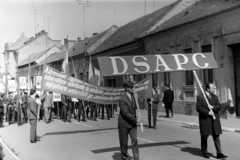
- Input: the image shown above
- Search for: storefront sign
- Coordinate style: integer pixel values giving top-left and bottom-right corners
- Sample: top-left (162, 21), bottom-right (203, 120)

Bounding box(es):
top-left (97, 53), bottom-right (218, 76)
top-left (41, 65), bottom-right (151, 104)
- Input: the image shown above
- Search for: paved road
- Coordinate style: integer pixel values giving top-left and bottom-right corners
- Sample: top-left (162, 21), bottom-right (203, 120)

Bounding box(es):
top-left (0, 115), bottom-right (239, 160)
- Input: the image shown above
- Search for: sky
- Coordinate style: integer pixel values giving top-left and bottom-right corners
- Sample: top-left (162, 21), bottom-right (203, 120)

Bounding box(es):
top-left (0, 0), bottom-right (176, 73)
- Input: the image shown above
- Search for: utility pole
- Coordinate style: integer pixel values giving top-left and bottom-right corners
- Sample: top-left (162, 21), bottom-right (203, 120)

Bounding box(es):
top-left (76, 0), bottom-right (90, 39)
top-left (145, 0), bottom-right (146, 15)
top-left (31, 0), bottom-right (41, 34)
top-left (46, 16), bottom-right (50, 36)
top-left (43, 0), bottom-right (45, 30)
top-left (153, 0), bottom-right (155, 12)
top-left (114, 8), bottom-right (117, 25)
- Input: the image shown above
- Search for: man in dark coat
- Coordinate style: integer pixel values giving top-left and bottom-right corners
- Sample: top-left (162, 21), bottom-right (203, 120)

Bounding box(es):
top-left (28, 90), bottom-right (38, 143)
top-left (162, 84), bottom-right (174, 117)
top-left (118, 81), bottom-right (141, 160)
top-left (148, 86), bottom-right (160, 129)
top-left (196, 83), bottom-right (227, 159)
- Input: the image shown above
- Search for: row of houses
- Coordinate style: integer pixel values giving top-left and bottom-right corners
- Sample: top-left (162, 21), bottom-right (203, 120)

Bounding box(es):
top-left (3, 0), bottom-right (240, 118)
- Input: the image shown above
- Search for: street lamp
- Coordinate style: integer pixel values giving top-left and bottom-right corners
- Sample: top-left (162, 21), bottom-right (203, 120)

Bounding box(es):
top-left (76, 0), bottom-right (90, 39)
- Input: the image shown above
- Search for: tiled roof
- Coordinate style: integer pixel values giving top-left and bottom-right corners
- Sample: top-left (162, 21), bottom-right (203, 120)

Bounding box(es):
top-left (92, 1), bottom-right (179, 54)
top-left (38, 29), bottom-right (109, 65)
top-left (9, 35), bottom-right (29, 50)
top-left (69, 31), bottom-right (107, 57)
top-left (149, 0), bottom-right (240, 34)
top-left (19, 45), bottom-right (59, 66)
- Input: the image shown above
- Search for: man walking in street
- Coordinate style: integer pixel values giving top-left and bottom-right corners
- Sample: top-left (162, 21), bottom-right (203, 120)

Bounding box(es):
top-left (162, 84), bottom-right (174, 118)
top-left (28, 89), bottom-right (38, 143)
top-left (196, 83), bottom-right (227, 159)
top-left (118, 81), bottom-right (141, 160)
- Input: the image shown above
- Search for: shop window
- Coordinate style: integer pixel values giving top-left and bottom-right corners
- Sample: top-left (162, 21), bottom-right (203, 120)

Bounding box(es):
top-left (202, 45), bottom-right (213, 84)
top-left (184, 48), bottom-right (194, 85)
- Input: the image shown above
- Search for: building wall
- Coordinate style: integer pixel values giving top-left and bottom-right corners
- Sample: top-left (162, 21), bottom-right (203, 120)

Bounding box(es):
top-left (143, 8), bottom-right (240, 117)
top-left (18, 34), bottom-right (61, 65)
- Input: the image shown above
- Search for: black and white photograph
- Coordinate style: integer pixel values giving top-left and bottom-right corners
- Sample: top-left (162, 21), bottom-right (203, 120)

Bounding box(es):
top-left (0, 0), bottom-right (240, 160)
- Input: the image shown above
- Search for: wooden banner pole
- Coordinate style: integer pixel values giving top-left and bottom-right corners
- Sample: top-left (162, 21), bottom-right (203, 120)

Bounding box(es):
top-left (193, 70), bottom-right (215, 119)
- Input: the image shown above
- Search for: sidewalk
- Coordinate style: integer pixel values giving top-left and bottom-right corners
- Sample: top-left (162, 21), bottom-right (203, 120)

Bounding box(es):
top-left (135, 110), bottom-right (240, 133)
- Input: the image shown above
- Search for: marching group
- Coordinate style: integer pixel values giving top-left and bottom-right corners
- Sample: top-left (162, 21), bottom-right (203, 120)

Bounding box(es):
top-left (0, 82), bottom-right (228, 159)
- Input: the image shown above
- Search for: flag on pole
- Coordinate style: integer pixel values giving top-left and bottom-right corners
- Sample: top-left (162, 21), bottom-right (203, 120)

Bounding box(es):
top-left (27, 54), bottom-right (31, 95)
top-left (88, 56), bottom-right (96, 85)
top-left (62, 49), bottom-right (69, 75)
top-left (93, 67), bottom-right (102, 86)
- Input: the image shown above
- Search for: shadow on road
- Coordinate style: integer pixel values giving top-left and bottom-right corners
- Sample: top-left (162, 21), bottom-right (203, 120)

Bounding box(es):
top-left (180, 147), bottom-right (214, 158)
top-left (91, 141), bottom-right (189, 154)
top-left (42, 127), bottom-right (118, 136)
top-left (112, 152), bottom-right (122, 160)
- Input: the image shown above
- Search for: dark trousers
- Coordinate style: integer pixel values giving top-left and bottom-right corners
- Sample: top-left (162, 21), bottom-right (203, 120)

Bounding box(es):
top-left (67, 104), bottom-right (71, 122)
top-left (30, 119), bottom-right (37, 141)
top-left (0, 111), bottom-right (3, 126)
top-left (8, 106), bottom-right (15, 124)
top-left (78, 104), bottom-right (86, 121)
top-left (148, 109), bottom-right (152, 127)
top-left (62, 105), bottom-right (67, 121)
top-left (17, 106), bottom-right (22, 125)
top-left (201, 134), bottom-right (222, 154)
top-left (148, 109), bottom-right (158, 128)
top-left (164, 102), bottom-right (173, 117)
top-left (105, 105), bottom-right (110, 120)
top-left (118, 127), bottom-right (139, 160)
top-left (23, 107), bottom-right (28, 122)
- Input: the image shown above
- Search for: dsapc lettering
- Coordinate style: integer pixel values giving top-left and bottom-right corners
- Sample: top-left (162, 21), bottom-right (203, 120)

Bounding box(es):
top-left (109, 53), bottom-right (209, 75)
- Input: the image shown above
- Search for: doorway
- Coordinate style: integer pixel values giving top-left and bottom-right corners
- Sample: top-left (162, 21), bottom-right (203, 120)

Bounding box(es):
top-left (231, 44), bottom-right (240, 117)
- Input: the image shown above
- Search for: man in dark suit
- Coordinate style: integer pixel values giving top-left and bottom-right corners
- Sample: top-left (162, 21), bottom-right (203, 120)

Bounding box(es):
top-left (148, 86), bottom-right (160, 129)
top-left (118, 81), bottom-right (141, 160)
top-left (196, 83), bottom-right (227, 159)
top-left (28, 89), bottom-right (38, 143)
top-left (162, 84), bottom-right (174, 118)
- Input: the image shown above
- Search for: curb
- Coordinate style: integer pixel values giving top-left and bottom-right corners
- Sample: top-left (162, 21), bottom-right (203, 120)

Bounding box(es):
top-left (141, 116), bottom-right (240, 134)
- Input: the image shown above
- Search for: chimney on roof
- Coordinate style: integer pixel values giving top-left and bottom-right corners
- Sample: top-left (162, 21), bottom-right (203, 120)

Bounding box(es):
top-left (92, 33), bottom-right (98, 36)
top-left (77, 37), bottom-right (81, 41)
top-left (64, 38), bottom-right (68, 46)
